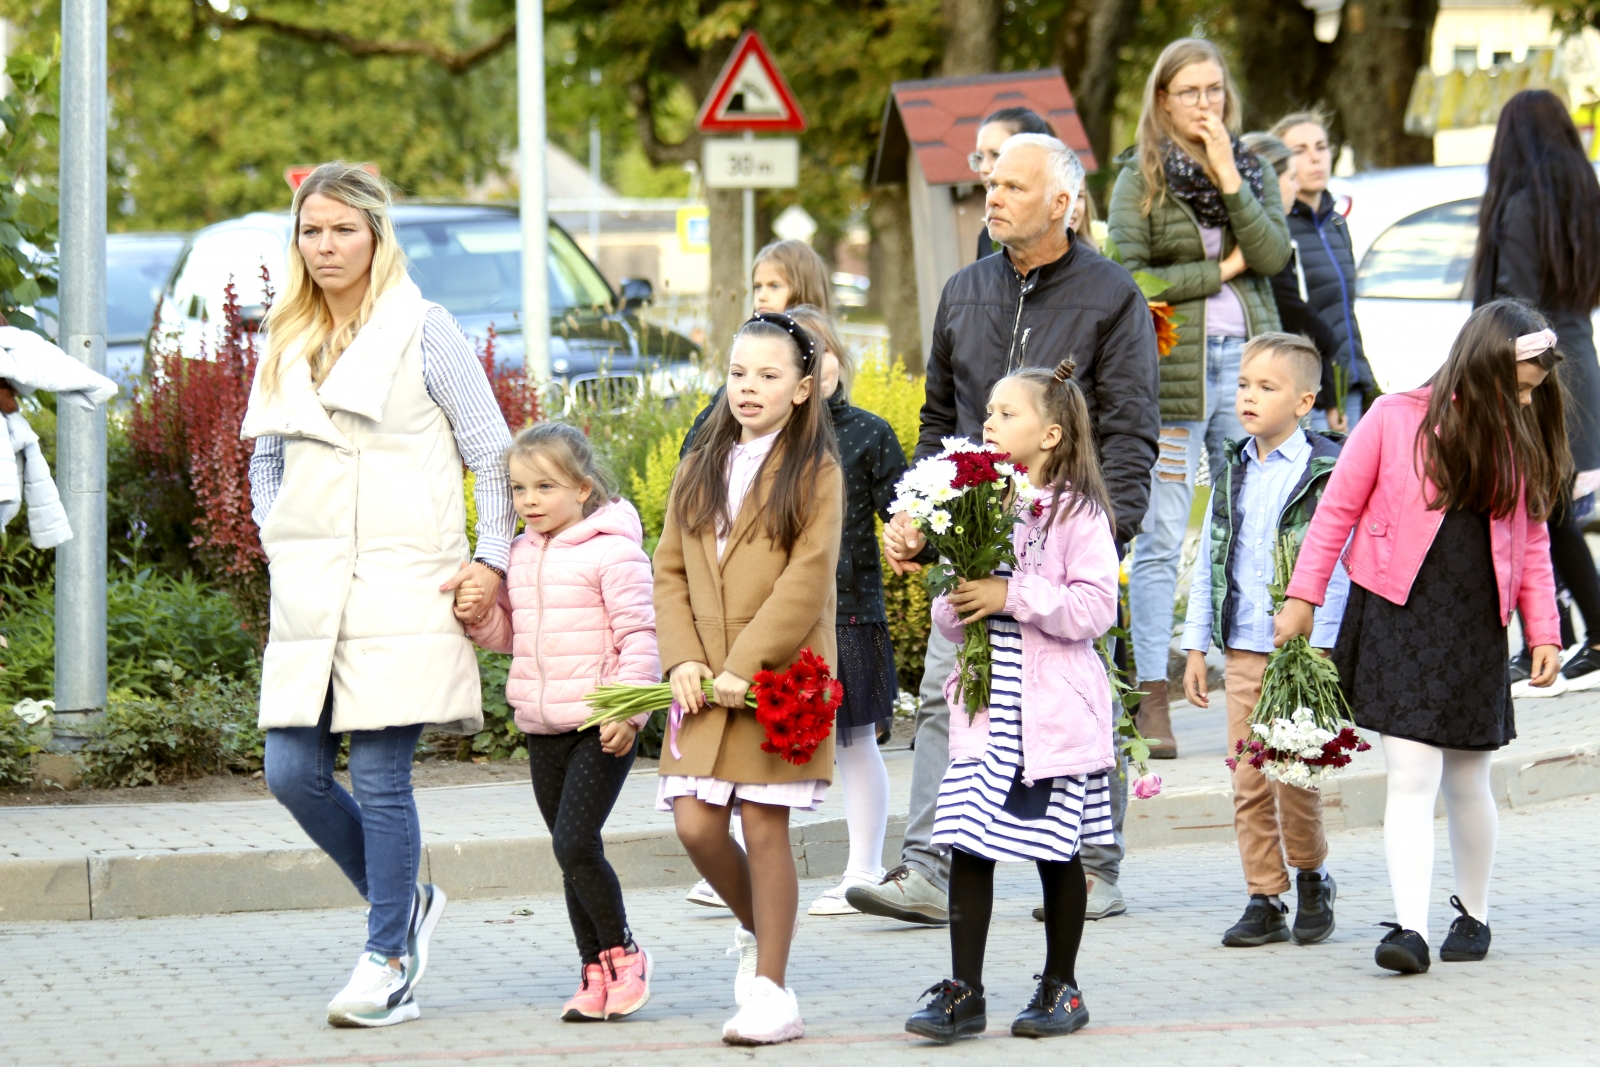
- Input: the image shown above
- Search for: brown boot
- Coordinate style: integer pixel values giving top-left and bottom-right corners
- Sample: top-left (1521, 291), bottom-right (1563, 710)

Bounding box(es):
top-left (1136, 679), bottom-right (1179, 759)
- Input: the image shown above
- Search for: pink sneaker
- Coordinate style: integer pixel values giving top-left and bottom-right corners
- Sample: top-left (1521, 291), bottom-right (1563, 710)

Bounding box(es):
top-left (561, 963), bottom-right (607, 1022)
top-left (600, 943), bottom-right (654, 1019)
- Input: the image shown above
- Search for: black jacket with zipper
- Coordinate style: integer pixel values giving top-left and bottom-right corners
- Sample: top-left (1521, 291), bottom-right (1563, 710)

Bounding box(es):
top-left (1285, 191), bottom-right (1373, 392)
top-left (916, 233), bottom-right (1161, 544)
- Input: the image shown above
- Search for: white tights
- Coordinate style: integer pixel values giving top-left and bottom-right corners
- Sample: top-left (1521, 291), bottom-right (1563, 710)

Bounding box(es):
top-left (835, 724), bottom-right (890, 878)
top-left (1381, 734), bottom-right (1497, 943)
top-left (726, 726), bottom-right (889, 881)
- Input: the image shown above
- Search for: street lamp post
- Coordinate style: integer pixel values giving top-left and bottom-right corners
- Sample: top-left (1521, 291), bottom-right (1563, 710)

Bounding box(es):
top-left (517, 0), bottom-right (550, 387)
top-left (53, 0), bottom-right (108, 745)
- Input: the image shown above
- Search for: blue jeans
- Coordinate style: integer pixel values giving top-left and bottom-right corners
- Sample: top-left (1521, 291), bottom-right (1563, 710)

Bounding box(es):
top-left (1129, 336), bottom-right (1247, 685)
top-left (1311, 389), bottom-right (1363, 434)
top-left (265, 692), bottom-right (425, 957)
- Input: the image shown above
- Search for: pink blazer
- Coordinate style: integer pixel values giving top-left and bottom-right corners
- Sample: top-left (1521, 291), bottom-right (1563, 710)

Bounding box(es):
top-left (936, 490), bottom-right (1119, 782)
top-left (1285, 388), bottom-right (1560, 647)
top-left (468, 500), bottom-right (660, 734)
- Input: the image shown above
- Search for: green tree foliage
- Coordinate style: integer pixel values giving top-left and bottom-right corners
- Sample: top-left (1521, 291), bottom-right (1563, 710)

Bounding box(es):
top-left (0, 45), bottom-right (60, 331)
top-left (0, 0), bottom-right (520, 230)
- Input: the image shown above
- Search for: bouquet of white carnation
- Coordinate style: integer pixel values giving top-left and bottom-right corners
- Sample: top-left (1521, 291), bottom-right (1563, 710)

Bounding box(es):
top-left (891, 438), bottom-right (1037, 719)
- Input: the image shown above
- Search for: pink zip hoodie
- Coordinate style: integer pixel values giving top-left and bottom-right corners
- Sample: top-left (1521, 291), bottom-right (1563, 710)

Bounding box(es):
top-left (468, 499), bottom-right (660, 734)
top-left (1286, 388), bottom-right (1559, 647)
top-left (935, 489), bottom-right (1120, 782)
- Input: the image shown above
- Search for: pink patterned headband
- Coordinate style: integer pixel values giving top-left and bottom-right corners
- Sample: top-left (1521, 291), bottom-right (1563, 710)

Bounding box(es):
top-left (1516, 328), bottom-right (1557, 361)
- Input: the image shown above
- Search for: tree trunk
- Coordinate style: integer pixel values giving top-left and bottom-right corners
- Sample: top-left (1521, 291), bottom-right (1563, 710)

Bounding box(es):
top-left (707, 187), bottom-right (746, 365)
top-left (1231, 0), bottom-right (1332, 131)
top-left (1074, 0), bottom-right (1142, 170)
top-left (1327, 0), bottom-right (1438, 168)
top-left (940, 0), bottom-right (1001, 76)
top-left (871, 185), bottom-right (923, 373)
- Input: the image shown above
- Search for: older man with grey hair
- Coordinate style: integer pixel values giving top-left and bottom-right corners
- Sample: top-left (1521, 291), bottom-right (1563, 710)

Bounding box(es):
top-left (848, 134), bottom-right (1160, 927)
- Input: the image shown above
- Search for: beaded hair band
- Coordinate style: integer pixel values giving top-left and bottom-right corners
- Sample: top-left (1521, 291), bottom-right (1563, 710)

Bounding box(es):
top-left (745, 311), bottom-right (818, 371)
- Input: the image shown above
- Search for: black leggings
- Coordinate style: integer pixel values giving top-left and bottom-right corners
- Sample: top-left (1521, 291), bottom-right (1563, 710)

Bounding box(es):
top-left (525, 729), bottom-right (635, 964)
top-left (948, 847), bottom-right (1088, 994)
top-left (1522, 493), bottom-right (1600, 652)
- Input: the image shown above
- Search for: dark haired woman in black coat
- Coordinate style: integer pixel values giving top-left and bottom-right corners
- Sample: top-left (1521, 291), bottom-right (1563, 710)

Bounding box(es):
top-left (1473, 88), bottom-right (1600, 688)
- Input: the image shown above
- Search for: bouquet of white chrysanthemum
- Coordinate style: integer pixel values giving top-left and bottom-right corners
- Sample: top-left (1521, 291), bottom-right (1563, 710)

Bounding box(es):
top-left (1227, 532), bottom-right (1370, 787)
top-left (891, 437), bottom-right (1037, 720)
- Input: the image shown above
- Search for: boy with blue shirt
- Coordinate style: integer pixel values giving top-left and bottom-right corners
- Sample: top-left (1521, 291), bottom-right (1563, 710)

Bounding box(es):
top-left (1181, 332), bottom-right (1349, 948)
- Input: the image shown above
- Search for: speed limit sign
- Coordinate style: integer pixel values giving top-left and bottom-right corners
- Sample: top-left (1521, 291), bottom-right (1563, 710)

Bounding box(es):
top-left (702, 138), bottom-right (800, 189)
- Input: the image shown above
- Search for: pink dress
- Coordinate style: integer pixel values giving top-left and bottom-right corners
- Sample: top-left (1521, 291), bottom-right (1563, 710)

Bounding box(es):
top-left (656, 429), bottom-right (829, 812)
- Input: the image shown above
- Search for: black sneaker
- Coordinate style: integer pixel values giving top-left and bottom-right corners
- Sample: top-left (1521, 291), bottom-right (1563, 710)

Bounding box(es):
top-left (905, 979), bottom-right (986, 1043)
top-left (1011, 975), bottom-right (1089, 1038)
top-left (1374, 923), bottom-right (1430, 973)
top-left (1508, 652), bottom-right (1532, 685)
top-left (1221, 896), bottom-right (1291, 947)
top-left (1439, 895), bottom-right (1491, 962)
top-left (1292, 870), bottom-right (1337, 945)
top-left (1562, 646), bottom-right (1600, 690)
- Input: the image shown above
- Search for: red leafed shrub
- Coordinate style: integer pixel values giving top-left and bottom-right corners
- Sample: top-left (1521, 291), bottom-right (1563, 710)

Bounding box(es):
top-left (130, 273), bottom-right (270, 643)
top-left (478, 324), bottom-right (540, 432)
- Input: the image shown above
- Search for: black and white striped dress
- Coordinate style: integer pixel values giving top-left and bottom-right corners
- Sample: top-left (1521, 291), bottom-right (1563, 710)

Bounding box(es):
top-left (932, 566), bottom-right (1116, 863)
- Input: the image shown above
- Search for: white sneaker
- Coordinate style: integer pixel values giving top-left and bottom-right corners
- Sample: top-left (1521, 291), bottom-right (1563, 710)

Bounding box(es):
top-left (686, 878), bottom-right (729, 908)
top-left (407, 883), bottom-right (447, 989)
top-left (729, 925), bottom-right (759, 1005)
top-left (1513, 673), bottom-right (1568, 699)
top-left (327, 953), bottom-right (419, 1028)
top-left (807, 868), bottom-right (884, 916)
top-left (722, 976), bottom-right (804, 1045)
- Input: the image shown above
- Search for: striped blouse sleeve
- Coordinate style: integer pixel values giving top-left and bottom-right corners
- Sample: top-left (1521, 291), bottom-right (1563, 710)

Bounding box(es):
top-left (248, 434), bottom-right (284, 529)
top-left (420, 305), bottom-right (516, 570)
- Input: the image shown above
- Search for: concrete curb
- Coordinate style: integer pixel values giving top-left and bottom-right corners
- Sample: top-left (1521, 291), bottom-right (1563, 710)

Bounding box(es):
top-left (3, 742), bottom-right (1594, 922)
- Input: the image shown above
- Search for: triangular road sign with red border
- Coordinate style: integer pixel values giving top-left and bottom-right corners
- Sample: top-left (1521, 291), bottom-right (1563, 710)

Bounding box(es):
top-left (695, 30), bottom-right (808, 134)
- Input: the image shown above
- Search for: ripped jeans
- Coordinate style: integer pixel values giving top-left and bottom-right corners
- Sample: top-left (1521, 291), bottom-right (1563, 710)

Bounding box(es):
top-left (1129, 336), bottom-right (1247, 685)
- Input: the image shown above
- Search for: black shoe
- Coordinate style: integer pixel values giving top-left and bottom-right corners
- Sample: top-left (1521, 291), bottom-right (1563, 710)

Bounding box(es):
top-left (1011, 975), bottom-right (1089, 1038)
top-left (1221, 896), bottom-right (1291, 947)
top-left (905, 979), bottom-right (986, 1044)
top-left (1508, 652), bottom-right (1532, 685)
top-left (1292, 870), bottom-right (1337, 945)
top-left (1439, 895), bottom-right (1491, 962)
top-left (1562, 646), bottom-right (1600, 688)
top-left (1031, 907), bottom-right (1045, 922)
top-left (1374, 923), bottom-right (1431, 973)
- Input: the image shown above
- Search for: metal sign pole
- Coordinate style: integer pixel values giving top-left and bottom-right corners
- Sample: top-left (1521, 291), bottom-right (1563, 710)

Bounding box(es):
top-left (53, 0), bottom-right (109, 743)
top-left (742, 131), bottom-right (755, 309)
top-left (517, 0), bottom-right (550, 386)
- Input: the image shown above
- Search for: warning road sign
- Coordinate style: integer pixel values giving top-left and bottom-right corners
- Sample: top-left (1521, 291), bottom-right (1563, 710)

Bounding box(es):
top-left (694, 30), bottom-right (808, 134)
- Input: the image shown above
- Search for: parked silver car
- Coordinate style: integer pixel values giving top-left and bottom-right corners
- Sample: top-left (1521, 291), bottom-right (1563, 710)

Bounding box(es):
top-left (1331, 164), bottom-right (1600, 394)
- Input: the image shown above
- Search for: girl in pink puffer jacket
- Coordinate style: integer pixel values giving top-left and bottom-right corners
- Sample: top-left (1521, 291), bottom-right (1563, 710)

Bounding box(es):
top-left (455, 422), bottom-right (659, 1024)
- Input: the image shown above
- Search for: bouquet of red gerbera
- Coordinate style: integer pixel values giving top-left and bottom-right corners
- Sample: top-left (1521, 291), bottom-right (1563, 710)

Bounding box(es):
top-left (890, 438), bottom-right (1035, 719)
top-left (582, 647), bottom-right (843, 766)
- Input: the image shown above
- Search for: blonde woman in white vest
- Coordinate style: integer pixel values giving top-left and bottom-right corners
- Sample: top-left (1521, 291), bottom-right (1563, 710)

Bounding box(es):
top-left (242, 162), bottom-right (515, 1028)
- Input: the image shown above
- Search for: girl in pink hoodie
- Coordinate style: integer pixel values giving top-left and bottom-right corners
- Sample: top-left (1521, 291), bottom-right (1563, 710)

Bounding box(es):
top-left (903, 360), bottom-right (1120, 1044)
top-left (455, 423), bottom-right (659, 1023)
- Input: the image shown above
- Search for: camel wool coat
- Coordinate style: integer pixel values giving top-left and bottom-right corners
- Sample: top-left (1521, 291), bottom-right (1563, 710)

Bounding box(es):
top-left (240, 279), bottom-right (483, 735)
top-left (653, 455), bottom-right (843, 785)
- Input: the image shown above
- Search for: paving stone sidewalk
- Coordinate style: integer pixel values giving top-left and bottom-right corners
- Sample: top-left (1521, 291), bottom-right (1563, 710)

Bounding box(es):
top-left (2, 792), bottom-right (1595, 1067)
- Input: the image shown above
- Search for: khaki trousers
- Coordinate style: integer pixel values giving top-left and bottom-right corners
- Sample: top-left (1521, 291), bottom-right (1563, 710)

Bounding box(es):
top-left (1225, 648), bottom-right (1329, 896)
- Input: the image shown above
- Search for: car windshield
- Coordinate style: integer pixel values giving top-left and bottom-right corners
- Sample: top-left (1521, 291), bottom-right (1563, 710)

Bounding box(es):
top-left (106, 236), bottom-right (187, 341)
top-left (1357, 198), bottom-right (1479, 301)
top-left (396, 218), bottom-right (614, 318)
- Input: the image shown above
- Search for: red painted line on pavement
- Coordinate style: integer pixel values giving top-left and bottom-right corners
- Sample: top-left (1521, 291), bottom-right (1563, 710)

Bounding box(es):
top-left (151, 1015), bottom-right (1439, 1067)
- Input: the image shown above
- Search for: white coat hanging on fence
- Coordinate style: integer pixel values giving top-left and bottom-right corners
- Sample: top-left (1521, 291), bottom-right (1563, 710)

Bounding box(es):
top-left (0, 325), bottom-right (120, 549)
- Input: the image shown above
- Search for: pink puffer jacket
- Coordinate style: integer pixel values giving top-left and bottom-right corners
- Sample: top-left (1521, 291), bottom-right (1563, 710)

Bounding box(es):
top-left (468, 500), bottom-right (660, 734)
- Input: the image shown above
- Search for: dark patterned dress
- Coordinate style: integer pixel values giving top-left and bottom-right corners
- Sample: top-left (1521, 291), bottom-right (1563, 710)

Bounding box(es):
top-left (1331, 509), bottom-right (1514, 750)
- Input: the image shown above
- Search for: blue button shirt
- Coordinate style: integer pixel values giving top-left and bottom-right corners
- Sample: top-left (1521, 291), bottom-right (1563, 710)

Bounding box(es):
top-left (1182, 430), bottom-right (1349, 654)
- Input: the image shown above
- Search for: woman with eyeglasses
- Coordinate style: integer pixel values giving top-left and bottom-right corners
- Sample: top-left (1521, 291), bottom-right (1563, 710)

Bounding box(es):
top-left (1107, 37), bottom-right (1290, 762)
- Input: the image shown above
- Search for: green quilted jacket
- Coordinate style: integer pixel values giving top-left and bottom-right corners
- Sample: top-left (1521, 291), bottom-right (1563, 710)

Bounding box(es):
top-left (1206, 430), bottom-right (1343, 649)
top-left (1107, 148), bottom-right (1292, 423)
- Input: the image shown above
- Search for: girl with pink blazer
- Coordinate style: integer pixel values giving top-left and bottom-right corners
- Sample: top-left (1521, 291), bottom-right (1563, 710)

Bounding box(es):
top-left (1276, 300), bottom-right (1568, 977)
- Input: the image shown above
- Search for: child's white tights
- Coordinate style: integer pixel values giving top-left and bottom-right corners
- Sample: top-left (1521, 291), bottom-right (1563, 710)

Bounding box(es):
top-left (1381, 734), bottom-right (1497, 943)
top-left (835, 724), bottom-right (890, 878)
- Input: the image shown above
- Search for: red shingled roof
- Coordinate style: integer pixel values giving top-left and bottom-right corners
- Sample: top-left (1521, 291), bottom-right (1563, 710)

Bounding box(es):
top-left (873, 69), bottom-right (1097, 186)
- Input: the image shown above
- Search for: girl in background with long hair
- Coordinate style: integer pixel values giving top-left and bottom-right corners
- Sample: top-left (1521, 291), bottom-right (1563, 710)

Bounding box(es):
top-left (1278, 299), bottom-right (1567, 975)
top-left (1108, 37), bottom-right (1291, 760)
top-left (1471, 88), bottom-right (1600, 692)
top-left (904, 360), bottom-right (1119, 1043)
